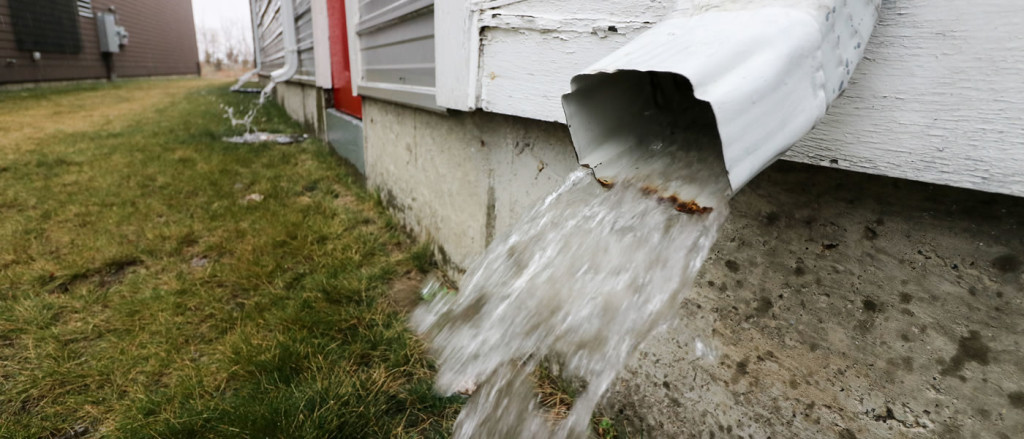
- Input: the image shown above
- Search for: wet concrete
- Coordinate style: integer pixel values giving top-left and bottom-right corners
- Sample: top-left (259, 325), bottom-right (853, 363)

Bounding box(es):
top-left (361, 98), bottom-right (1024, 438)
top-left (606, 161), bottom-right (1024, 438)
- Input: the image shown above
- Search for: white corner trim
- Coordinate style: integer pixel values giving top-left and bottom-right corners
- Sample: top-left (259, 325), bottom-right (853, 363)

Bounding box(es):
top-left (311, 0), bottom-right (332, 88)
top-left (344, 0), bottom-right (362, 96)
top-left (435, 0), bottom-right (480, 110)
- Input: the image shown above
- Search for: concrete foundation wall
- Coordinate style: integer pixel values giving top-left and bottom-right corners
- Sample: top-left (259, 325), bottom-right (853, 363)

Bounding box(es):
top-left (273, 81), bottom-right (325, 139)
top-left (363, 98), bottom-right (579, 275)
top-left (363, 98), bottom-right (1024, 438)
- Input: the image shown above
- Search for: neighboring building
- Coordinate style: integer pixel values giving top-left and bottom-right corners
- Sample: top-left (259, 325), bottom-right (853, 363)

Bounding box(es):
top-left (0, 0), bottom-right (199, 85)
top-left (255, 1), bottom-right (1024, 437)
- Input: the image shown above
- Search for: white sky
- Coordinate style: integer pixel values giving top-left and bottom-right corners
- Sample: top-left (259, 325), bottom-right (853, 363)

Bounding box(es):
top-left (191, 0), bottom-right (254, 59)
top-left (192, 0), bottom-right (252, 30)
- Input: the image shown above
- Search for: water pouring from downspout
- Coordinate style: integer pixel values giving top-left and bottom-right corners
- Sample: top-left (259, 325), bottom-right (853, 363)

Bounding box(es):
top-left (222, 0), bottom-right (303, 144)
top-left (417, 1), bottom-right (879, 437)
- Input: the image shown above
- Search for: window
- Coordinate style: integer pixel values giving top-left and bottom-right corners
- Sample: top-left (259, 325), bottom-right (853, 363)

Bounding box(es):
top-left (8, 0), bottom-right (83, 54)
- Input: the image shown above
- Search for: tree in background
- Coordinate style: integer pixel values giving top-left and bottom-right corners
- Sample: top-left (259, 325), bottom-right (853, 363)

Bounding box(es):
top-left (196, 19), bottom-right (253, 71)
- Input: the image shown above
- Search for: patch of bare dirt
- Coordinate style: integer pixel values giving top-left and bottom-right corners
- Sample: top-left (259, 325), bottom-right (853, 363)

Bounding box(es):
top-left (387, 271), bottom-right (425, 313)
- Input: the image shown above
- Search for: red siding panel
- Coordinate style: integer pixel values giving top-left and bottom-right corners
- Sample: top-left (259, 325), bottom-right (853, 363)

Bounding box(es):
top-left (327, 0), bottom-right (361, 118)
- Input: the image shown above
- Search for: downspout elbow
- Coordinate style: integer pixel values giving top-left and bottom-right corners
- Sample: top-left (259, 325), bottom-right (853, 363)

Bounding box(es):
top-left (270, 0), bottom-right (300, 83)
top-left (562, 1), bottom-right (880, 195)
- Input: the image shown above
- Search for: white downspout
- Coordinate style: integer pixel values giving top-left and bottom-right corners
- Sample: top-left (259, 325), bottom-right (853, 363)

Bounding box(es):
top-left (231, 0), bottom-right (265, 91)
top-left (270, 0), bottom-right (300, 84)
top-left (562, 0), bottom-right (880, 195)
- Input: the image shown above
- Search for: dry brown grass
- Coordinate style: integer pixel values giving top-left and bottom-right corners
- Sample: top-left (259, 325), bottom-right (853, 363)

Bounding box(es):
top-left (0, 78), bottom-right (207, 159)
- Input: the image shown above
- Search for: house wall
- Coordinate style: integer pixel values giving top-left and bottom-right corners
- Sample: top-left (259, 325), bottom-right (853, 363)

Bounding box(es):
top-left (363, 98), bottom-right (578, 272)
top-left (254, 0), bottom-right (317, 81)
top-left (468, 0), bottom-right (1024, 198)
top-left (0, 0), bottom-right (199, 84)
top-left (363, 96), bottom-right (1024, 438)
top-left (348, 0), bottom-right (437, 110)
top-left (254, 0), bottom-right (331, 137)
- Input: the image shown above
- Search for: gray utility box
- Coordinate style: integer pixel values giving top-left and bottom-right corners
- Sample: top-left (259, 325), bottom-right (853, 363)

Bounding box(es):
top-left (96, 12), bottom-right (128, 53)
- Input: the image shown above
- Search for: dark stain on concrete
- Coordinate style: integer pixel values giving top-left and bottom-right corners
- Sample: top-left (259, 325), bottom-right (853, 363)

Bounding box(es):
top-left (975, 407), bottom-right (992, 420)
top-left (863, 225), bottom-right (878, 240)
top-left (939, 330), bottom-right (991, 377)
top-left (992, 253), bottom-right (1022, 273)
top-left (762, 210), bottom-right (781, 226)
top-left (898, 292), bottom-right (913, 304)
top-left (1008, 391), bottom-right (1024, 410)
top-left (862, 299), bottom-right (880, 313)
top-left (735, 359), bottom-right (749, 376)
top-left (793, 258), bottom-right (807, 277)
top-left (754, 297), bottom-right (774, 315)
top-left (725, 259), bottom-right (741, 273)
top-left (854, 318), bottom-right (874, 335)
top-left (485, 173), bottom-right (496, 246)
top-left (838, 427), bottom-right (857, 439)
top-left (901, 356), bottom-right (914, 372)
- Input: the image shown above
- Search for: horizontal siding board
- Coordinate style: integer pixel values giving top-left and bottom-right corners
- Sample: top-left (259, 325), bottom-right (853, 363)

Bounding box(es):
top-left (358, 11), bottom-right (432, 50)
top-left (363, 64), bottom-right (433, 87)
top-left (7, 0), bottom-right (83, 54)
top-left (255, 0), bottom-right (315, 79)
top-left (361, 36), bottom-right (433, 66)
top-left (357, 0), bottom-right (431, 32)
top-left (471, 0), bottom-right (1023, 197)
top-left (298, 48), bottom-right (316, 77)
top-left (359, 0), bottom-right (403, 18)
top-left (296, 0), bottom-right (315, 76)
top-left (256, 0), bottom-right (284, 76)
top-left (353, 0), bottom-right (436, 107)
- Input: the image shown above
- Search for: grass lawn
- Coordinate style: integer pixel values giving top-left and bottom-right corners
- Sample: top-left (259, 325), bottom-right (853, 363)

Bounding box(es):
top-left (0, 78), bottom-right (461, 438)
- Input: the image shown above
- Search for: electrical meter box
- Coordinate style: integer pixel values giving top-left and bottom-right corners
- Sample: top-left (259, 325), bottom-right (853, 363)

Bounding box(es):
top-left (96, 12), bottom-right (126, 53)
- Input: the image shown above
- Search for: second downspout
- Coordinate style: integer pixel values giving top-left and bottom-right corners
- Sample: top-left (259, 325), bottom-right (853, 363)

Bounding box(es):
top-left (231, 0), bottom-right (265, 91)
top-left (242, 0), bottom-right (300, 102)
top-left (562, 0), bottom-right (881, 197)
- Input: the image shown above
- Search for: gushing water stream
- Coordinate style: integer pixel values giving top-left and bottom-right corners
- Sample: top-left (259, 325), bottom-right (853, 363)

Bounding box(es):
top-left (413, 131), bottom-right (731, 438)
top-left (221, 81), bottom-right (306, 144)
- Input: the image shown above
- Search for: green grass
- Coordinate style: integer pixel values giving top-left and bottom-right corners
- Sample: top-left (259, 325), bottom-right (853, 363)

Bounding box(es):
top-left (0, 78), bottom-right (461, 438)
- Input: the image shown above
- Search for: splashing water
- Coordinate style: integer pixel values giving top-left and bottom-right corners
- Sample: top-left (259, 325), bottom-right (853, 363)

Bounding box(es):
top-left (223, 80), bottom-right (278, 133)
top-left (222, 103), bottom-right (260, 134)
top-left (258, 80), bottom-right (277, 105)
top-left (412, 132), bottom-right (731, 438)
top-left (221, 80), bottom-right (306, 144)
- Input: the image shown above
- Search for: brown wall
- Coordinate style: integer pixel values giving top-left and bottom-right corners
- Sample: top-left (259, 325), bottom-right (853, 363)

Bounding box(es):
top-left (0, 0), bottom-right (199, 84)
